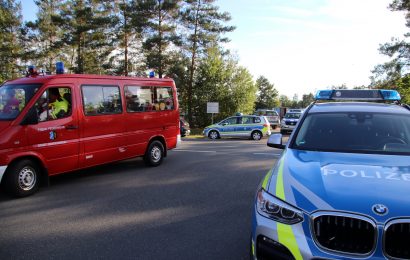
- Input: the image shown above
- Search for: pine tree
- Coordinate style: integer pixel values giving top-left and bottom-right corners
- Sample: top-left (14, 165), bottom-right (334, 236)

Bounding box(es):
top-left (110, 0), bottom-right (149, 76)
top-left (26, 0), bottom-right (65, 73)
top-left (255, 76), bottom-right (279, 110)
top-left (179, 0), bottom-right (235, 123)
top-left (142, 0), bottom-right (181, 78)
top-left (54, 0), bottom-right (116, 74)
top-left (0, 0), bottom-right (23, 81)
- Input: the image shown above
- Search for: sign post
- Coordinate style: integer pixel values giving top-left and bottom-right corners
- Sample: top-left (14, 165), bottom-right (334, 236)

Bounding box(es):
top-left (207, 102), bottom-right (219, 124)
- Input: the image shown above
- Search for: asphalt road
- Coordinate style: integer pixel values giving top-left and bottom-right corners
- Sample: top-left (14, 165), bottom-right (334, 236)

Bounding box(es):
top-left (0, 138), bottom-right (283, 260)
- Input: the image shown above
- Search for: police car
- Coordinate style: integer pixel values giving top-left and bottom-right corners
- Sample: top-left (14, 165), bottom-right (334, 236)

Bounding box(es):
top-left (280, 109), bottom-right (303, 134)
top-left (203, 114), bottom-right (271, 140)
top-left (251, 89), bottom-right (410, 259)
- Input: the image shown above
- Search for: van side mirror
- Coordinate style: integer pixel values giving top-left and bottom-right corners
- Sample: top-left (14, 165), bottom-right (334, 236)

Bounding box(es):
top-left (267, 134), bottom-right (285, 149)
top-left (21, 107), bottom-right (39, 125)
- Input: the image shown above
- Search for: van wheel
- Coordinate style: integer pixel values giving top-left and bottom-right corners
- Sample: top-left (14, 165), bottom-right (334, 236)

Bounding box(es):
top-left (251, 131), bottom-right (262, 140)
top-left (208, 130), bottom-right (219, 140)
top-left (144, 140), bottom-right (164, 167)
top-left (4, 159), bottom-right (40, 197)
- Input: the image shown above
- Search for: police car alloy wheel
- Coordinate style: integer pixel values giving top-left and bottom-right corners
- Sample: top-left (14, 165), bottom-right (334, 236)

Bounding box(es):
top-left (209, 130), bottom-right (219, 140)
top-left (252, 131), bottom-right (262, 140)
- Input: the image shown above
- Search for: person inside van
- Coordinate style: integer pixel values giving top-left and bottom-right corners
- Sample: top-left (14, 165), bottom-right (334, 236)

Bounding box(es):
top-left (49, 88), bottom-right (69, 119)
top-left (39, 88), bottom-right (69, 121)
top-left (2, 89), bottom-right (20, 114)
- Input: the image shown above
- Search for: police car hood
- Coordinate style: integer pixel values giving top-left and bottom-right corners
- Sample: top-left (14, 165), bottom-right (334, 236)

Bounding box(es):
top-left (270, 149), bottom-right (410, 222)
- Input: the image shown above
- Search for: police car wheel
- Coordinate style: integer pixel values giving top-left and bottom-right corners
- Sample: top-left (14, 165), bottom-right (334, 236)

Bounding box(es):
top-left (4, 159), bottom-right (40, 197)
top-left (251, 131), bottom-right (262, 140)
top-left (208, 130), bottom-right (219, 140)
top-left (144, 140), bottom-right (164, 167)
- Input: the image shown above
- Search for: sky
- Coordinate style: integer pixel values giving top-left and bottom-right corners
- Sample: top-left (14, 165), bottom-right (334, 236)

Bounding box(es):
top-left (21, 0), bottom-right (409, 98)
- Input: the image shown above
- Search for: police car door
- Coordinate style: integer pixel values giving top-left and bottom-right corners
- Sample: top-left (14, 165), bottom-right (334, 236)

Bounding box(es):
top-left (220, 117), bottom-right (237, 137)
top-left (26, 85), bottom-right (79, 174)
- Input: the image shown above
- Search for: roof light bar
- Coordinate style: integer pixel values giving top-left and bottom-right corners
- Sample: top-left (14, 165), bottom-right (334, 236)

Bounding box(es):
top-left (315, 89), bottom-right (401, 101)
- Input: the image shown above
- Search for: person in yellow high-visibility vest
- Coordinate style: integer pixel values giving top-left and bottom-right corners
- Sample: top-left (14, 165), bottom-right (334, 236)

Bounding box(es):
top-left (48, 88), bottom-right (69, 119)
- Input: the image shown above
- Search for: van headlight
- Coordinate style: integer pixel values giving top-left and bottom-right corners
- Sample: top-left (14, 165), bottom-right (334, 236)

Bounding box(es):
top-left (257, 189), bottom-right (303, 224)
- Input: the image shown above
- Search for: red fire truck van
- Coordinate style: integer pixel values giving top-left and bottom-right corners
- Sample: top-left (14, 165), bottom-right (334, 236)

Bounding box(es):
top-left (0, 73), bottom-right (180, 197)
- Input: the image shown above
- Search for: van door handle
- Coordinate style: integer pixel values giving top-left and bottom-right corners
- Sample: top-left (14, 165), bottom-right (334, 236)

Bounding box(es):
top-left (65, 125), bottom-right (78, 130)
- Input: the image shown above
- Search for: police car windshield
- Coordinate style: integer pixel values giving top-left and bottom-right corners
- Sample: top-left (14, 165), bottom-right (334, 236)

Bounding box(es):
top-left (284, 113), bottom-right (301, 119)
top-left (293, 112), bottom-right (410, 154)
top-left (0, 84), bottom-right (41, 121)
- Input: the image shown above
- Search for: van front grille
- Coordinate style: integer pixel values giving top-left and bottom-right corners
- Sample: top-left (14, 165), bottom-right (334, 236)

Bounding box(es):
top-left (313, 215), bottom-right (376, 255)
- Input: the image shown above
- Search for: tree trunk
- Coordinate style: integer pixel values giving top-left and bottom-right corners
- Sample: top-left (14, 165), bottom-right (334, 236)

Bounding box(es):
top-left (187, 0), bottom-right (201, 124)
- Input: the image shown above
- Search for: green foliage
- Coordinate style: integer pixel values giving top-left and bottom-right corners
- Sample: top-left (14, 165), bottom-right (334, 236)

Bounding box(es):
top-left (255, 76), bottom-right (279, 109)
top-left (371, 0), bottom-right (410, 101)
top-left (142, 0), bottom-right (181, 78)
top-left (0, 0), bottom-right (23, 82)
top-left (179, 0), bottom-right (235, 123)
top-left (192, 46), bottom-right (256, 127)
top-left (396, 74), bottom-right (410, 104)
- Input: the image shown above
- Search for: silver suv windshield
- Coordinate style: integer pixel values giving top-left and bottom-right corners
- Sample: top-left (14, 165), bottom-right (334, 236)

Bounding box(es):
top-left (293, 112), bottom-right (410, 154)
top-left (0, 84), bottom-right (41, 121)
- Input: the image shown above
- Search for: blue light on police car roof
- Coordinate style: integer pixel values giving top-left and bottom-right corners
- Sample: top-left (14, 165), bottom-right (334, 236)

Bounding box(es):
top-left (315, 90), bottom-right (333, 100)
top-left (379, 90), bottom-right (401, 101)
top-left (149, 71), bottom-right (155, 78)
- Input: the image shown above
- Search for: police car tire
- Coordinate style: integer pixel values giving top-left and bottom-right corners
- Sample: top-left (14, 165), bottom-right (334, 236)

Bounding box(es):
top-left (4, 159), bottom-right (40, 197)
top-left (144, 140), bottom-right (164, 167)
top-left (208, 130), bottom-right (219, 139)
top-left (251, 131), bottom-right (262, 140)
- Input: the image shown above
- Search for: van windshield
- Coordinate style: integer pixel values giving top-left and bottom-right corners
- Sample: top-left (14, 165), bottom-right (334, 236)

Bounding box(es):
top-left (0, 84), bottom-right (41, 121)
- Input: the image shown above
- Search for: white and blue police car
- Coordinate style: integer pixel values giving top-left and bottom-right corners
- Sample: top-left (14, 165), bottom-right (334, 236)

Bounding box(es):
top-left (251, 89), bottom-right (410, 260)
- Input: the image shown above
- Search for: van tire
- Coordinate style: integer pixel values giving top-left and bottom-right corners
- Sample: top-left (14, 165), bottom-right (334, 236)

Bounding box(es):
top-left (4, 159), bottom-right (40, 197)
top-left (144, 140), bottom-right (164, 167)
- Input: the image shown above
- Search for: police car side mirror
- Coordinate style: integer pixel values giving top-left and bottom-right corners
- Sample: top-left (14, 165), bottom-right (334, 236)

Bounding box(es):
top-left (21, 107), bottom-right (38, 125)
top-left (267, 134), bottom-right (285, 149)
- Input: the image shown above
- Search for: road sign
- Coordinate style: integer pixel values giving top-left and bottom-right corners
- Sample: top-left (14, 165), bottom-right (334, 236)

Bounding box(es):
top-left (207, 102), bottom-right (219, 113)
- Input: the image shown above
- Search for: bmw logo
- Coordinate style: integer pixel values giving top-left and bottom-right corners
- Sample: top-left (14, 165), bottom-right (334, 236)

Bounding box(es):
top-left (372, 204), bottom-right (388, 216)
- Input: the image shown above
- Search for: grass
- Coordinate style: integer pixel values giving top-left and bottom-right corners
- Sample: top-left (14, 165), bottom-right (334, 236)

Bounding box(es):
top-left (183, 128), bottom-right (204, 139)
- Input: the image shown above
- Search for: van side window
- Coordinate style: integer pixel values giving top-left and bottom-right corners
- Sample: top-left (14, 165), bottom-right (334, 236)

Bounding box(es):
top-left (124, 86), bottom-right (153, 112)
top-left (82, 85), bottom-right (122, 115)
top-left (154, 87), bottom-right (174, 111)
top-left (36, 87), bottom-right (71, 122)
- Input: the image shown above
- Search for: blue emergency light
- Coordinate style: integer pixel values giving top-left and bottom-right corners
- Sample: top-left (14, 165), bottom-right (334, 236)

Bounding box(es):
top-left (149, 71), bottom-right (155, 78)
top-left (315, 89), bottom-right (401, 101)
top-left (56, 62), bottom-right (64, 74)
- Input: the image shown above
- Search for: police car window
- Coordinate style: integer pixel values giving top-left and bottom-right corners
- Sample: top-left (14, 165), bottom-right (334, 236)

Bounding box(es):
top-left (222, 117), bottom-right (237, 125)
top-left (293, 112), bottom-right (410, 154)
top-left (254, 117), bottom-right (262, 123)
top-left (82, 85), bottom-right (122, 115)
top-left (36, 87), bottom-right (71, 122)
top-left (242, 116), bottom-right (252, 124)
